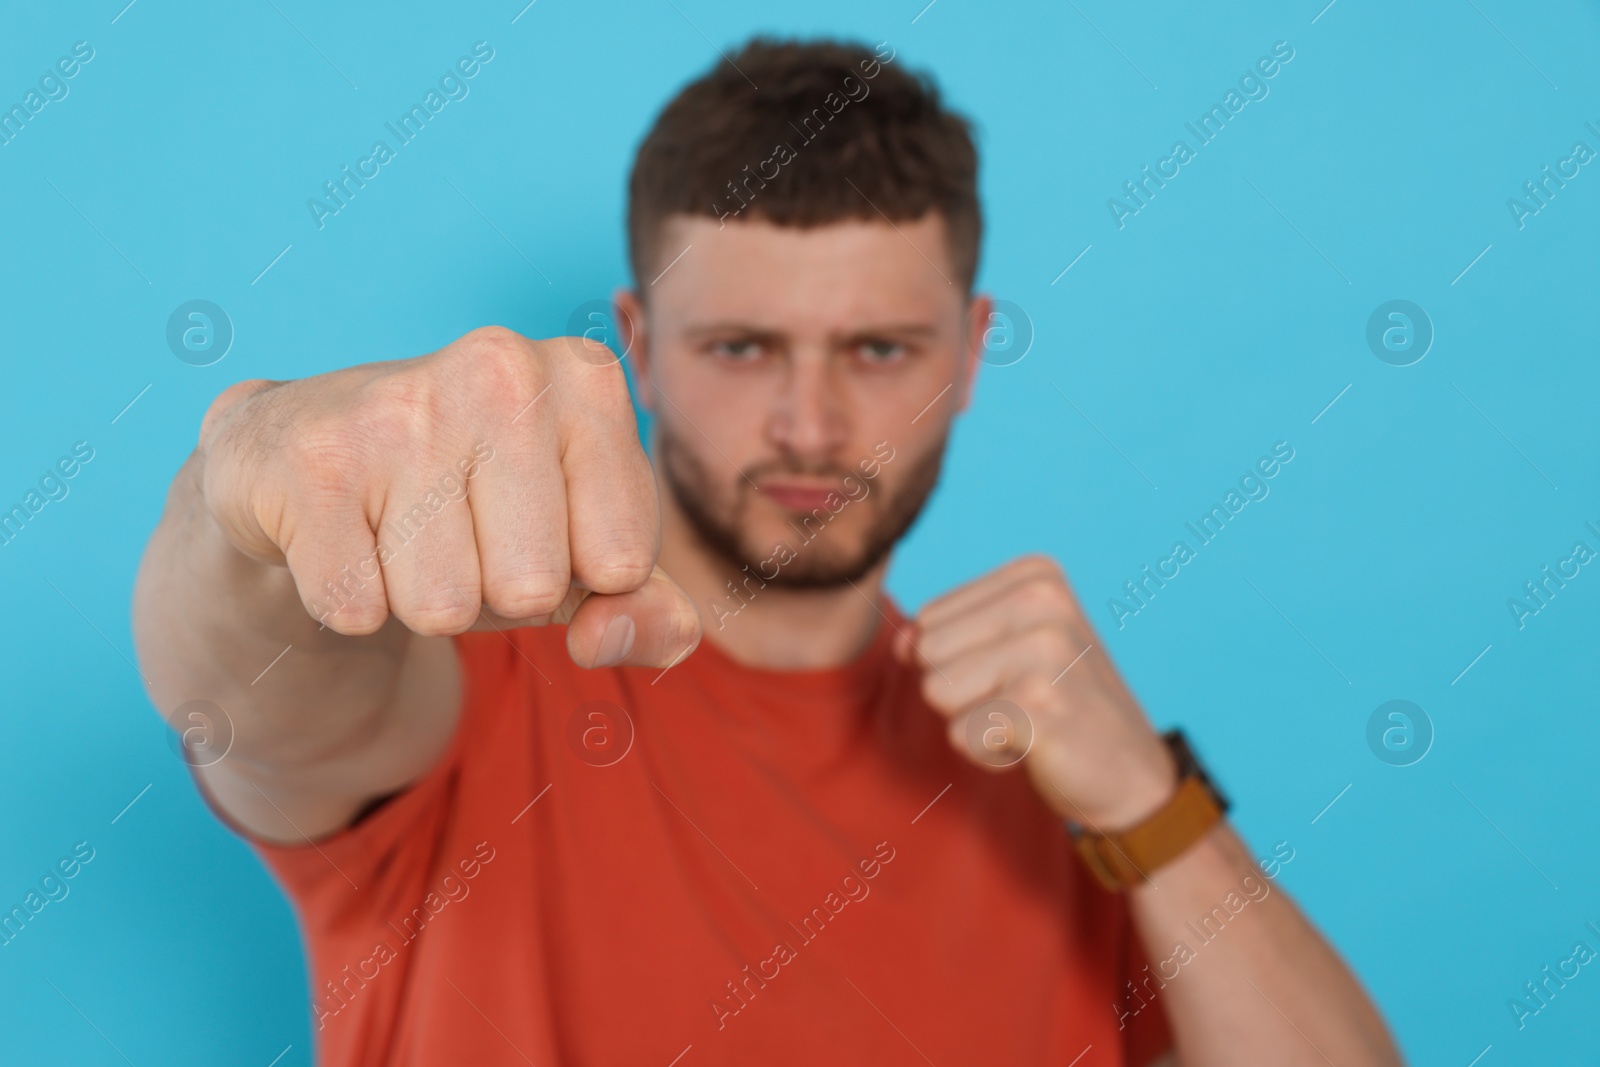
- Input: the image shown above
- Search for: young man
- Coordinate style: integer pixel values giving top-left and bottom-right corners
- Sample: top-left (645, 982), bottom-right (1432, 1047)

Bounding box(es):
top-left (132, 38), bottom-right (1402, 1067)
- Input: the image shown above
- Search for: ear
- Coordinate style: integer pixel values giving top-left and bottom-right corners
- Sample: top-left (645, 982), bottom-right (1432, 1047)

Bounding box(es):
top-left (956, 292), bottom-right (992, 413)
top-left (612, 287), bottom-right (654, 412)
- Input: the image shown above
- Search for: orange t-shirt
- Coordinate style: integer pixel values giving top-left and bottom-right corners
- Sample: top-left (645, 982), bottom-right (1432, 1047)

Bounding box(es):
top-left (234, 598), bottom-right (1174, 1066)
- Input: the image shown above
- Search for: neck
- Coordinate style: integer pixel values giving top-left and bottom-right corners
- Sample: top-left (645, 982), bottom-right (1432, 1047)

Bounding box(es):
top-left (655, 476), bottom-right (890, 671)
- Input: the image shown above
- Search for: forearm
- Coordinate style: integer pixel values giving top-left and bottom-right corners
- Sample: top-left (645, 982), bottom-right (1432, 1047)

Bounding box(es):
top-left (1125, 821), bottom-right (1402, 1066)
top-left (131, 449), bottom-right (412, 775)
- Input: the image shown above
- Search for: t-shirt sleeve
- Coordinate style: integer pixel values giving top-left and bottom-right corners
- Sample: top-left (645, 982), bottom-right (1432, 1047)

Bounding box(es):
top-left (188, 630), bottom-right (513, 920)
top-left (1121, 921), bottom-right (1176, 1066)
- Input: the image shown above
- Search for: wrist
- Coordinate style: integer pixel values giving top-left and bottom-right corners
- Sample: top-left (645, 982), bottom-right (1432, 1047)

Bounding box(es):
top-left (1078, 739), bottom-right (1181, 832)
top-left (1068, 728), bottom-right (1230, 892)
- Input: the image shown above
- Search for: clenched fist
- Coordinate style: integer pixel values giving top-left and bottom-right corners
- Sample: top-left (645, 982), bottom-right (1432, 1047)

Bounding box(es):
top-left (895, 555), bottom-right (1177, 830)
top-left (195, 325), bottom-right (700, 669)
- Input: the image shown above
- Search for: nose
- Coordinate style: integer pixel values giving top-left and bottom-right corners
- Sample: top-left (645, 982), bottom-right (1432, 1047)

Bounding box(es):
top-left (766, 352), bottom-right (850, 462)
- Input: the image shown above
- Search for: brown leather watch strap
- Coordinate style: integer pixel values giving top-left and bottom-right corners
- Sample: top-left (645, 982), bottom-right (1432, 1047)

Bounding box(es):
top-left (1072, 729), bottom-right (1228, 891)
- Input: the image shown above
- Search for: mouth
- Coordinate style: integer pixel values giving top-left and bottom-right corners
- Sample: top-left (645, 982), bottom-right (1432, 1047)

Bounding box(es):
top-left (756, 480), bottom-right (844, 513)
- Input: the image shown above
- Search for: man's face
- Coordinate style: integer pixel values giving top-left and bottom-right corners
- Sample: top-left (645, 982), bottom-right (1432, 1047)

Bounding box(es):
top-left (616, 212), bottom-right (988, 587)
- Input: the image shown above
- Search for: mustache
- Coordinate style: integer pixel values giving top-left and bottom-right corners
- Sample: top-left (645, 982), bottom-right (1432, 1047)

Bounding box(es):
top-left (743, 460), bottom-right (860, 483)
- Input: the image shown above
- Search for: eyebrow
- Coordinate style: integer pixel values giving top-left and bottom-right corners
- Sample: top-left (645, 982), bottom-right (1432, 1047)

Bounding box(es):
top-left (681, 322), bottom-right (941, 343)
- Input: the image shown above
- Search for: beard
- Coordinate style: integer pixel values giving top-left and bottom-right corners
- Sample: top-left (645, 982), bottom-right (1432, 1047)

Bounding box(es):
top-left (657, 426), bottom-right (947, 590)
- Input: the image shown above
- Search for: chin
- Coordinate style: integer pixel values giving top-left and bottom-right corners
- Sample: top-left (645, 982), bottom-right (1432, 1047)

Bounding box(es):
top-left (733, 519), bottom-right (879, 590)
top-left (749, 503), bottom-right (861, 554)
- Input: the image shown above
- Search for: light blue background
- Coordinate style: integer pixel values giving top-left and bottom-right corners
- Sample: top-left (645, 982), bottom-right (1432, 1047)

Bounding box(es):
top-left (2, 1), bottom-right (1597, 1063)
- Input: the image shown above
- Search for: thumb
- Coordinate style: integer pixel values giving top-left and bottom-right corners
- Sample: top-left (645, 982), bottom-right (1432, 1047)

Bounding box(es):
top-left (565, 565), bottom-right (702, 670)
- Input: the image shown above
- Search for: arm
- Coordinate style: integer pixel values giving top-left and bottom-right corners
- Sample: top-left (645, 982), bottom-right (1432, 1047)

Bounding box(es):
top-left (131, 327), bottom-right (699, 844)
top-left (899, 555), bottom-right (1403, 1066)
top-left (1125, 820), bottom-right (1398, 1064)
top-left (131, 447), bottom-right (463, 843)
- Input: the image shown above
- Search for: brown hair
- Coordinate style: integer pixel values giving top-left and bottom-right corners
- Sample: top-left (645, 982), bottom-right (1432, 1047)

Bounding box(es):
top-left (627, 37), bottom-right (981, 293)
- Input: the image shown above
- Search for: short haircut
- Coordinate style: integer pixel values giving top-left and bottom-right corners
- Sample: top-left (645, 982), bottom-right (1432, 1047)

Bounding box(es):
top-left (627, 37), bottom-right (982, 293)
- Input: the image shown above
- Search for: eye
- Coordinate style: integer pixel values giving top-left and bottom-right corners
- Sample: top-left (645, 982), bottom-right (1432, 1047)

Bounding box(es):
top-left (857, 339), bottom-right (907, 364)
top-left (710, 339), bottom-right (764, 362)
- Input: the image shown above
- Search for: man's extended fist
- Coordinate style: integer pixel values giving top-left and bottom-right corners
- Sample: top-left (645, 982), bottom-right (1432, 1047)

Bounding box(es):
top-left (893, 555), bottom-right (1178, 831)
top-left (195, 326), bottom-right (700, 669)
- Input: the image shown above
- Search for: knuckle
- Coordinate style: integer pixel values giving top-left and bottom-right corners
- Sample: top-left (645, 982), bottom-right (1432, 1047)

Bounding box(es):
top-left (915, 628), bottom-right (952, 666)
top-left (1015, 553), bottom-right (1063, 582)
top-left (564, 352), bottom-right (632, 409)
top-left (459, 324), bottom-right (532, 359)
top-left (398, 597), bottom-right (480, 637)
top-left (201, 378), bottom-right (276, 452)
top-left (1022, 574), bottom-right (1077, 621)
top-left (483, 572), bottom-right (570, 619)
top-left (298, 568), bottom-right (390, 632)
top-left (1018, 579), bottom-right (1065, 613)
top-left (550, 331), bottom-right (620, 366)
top-left (920, 672), bottom-right (955, 713)
top-left (584, 558), bottom-right (656, 596)
top-left (1012, 675), bottom-right (1055, 713)
top-left (453, 332), bottom-right (567, 433)
top-left (1032, 635), bottom-right (1077, 683)
top-left (316, 601), bottom-right (389, 636)
top-left (465, 332), bottom-right (539, 391)
top-left (577, 535), bottom-right (657, 594)
top-left (282, 429), bottom-right (364, 502)
top-left (360, 369), bottom-right (448, 448)
top-left (665, 600), bottom-right (703, 657)
top-left (1024, 627), bottom-right (1062, 659)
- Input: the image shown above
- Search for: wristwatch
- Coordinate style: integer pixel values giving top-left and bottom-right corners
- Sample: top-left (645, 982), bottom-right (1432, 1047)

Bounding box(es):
top-left (1068, 728), bottom-right (1230, 891)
